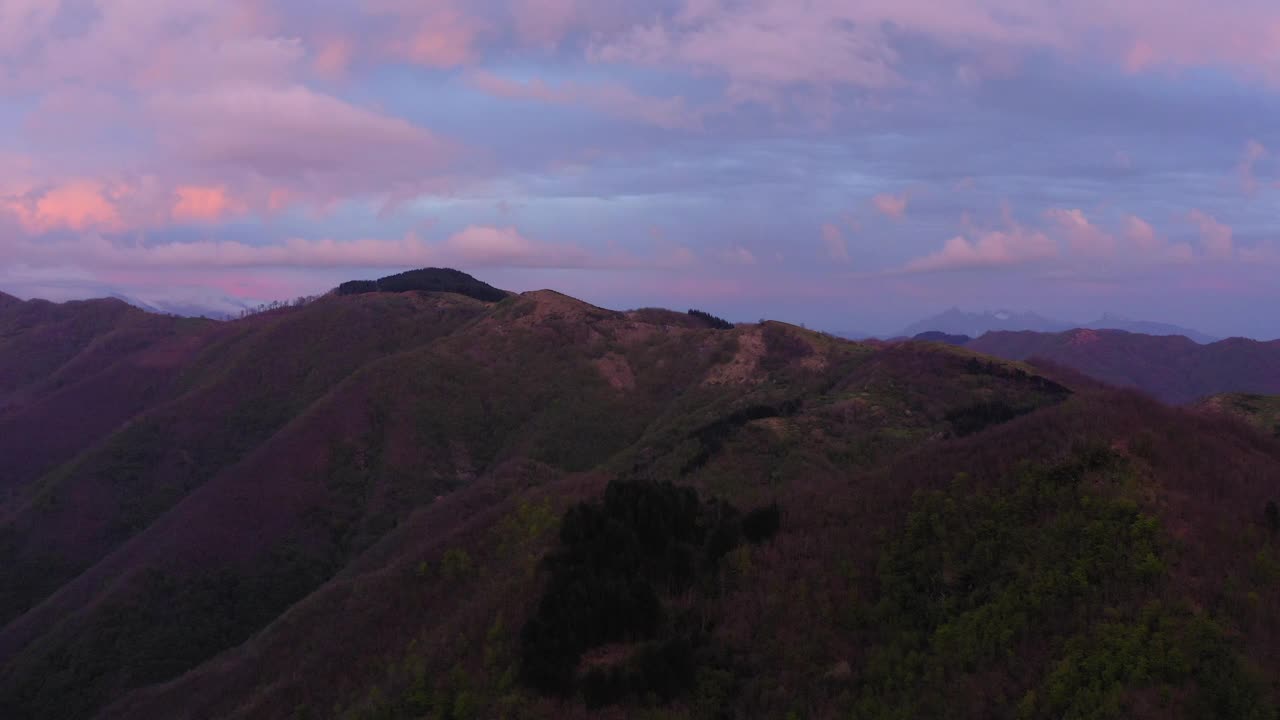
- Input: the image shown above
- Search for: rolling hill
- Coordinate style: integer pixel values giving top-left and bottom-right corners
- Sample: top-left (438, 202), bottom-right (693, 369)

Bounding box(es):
top-left (0, 297), bottom-right (219, 492)
top-left (1197, 394), bottom-right (1280, 438)
top-left (968, 329), bottom-right (1280, 404)
top-left (1, 272), bottom-right (1278, 720)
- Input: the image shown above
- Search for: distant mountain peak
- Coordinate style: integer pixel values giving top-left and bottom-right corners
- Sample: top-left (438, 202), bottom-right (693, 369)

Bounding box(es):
top-left (900, 308), bottom-right (1068, 338)
top-left (88, 296), bottom-right (137, 310)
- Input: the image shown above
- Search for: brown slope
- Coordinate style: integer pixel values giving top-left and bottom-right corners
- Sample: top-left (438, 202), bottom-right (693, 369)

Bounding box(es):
top-left (968, 328), bottom-right (1280, 404)
top-left (720, 388), bottom-right (1280, 718)
top-left (0, 291), bottom-right (490, 632)
top-left (0, 290), bottom-right (748, 718)
top-left (1, 281), bottom-right (1160, 720)
top-left (0, 297), bottom-right (153, 404)
top-left (1195, 393), bottom-right (1280, 438)
top-left (0, 314), bottom-right (221, 493)
top-left (99, 384), bottom-right (1280, 720)
top-left (98, 463), bottom-right (597, 720)
top-left (72, 336), bottom-right (1075, 719)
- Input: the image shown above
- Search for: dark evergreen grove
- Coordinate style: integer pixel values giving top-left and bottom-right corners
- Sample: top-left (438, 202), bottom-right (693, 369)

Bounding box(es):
top-left (687, 309), bottom-right (735, 330)
top-left (519, 480), bottom-right (778, 705)
top-left (336, 268), bottom-right (508, 303)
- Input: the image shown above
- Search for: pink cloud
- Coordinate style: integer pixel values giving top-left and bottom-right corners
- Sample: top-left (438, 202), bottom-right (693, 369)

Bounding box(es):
top-left (1124, 39), bottom-right (1157, 73)
top-left (1, 224), bottom-right (679, 274)
top-left (905, 224), bottom-right (1057, 273)
top-left (7, 0), bottom-right (1280, 301)
top-left (1105, 3), bottom-right (1280, 79)
top-left (443, 226), bottom-right (589, 266)
top-left (396, 7), bottom-right (485, 67)
top-left (665, 246), bottom-right (698, 267)
top-left (3, 181), bottom-right (123, 233)
top-left (1166, 242), bottom-right (1196, 263)
top-left (872, 192), bottom-right (909, 219)
top-left (22, 88), bottom-right (132, 147)
top-left (1045, 208), bottom-right (1116, 256)
top-left (313, 37), bottom-right (355, 78)
top-left (1119, 214), bottom-right (1196, 263)
top-left (820, 223), bottom-right (850, 262)
top-left (172, 186), bottom-right (243, 223)
top-left (1188, 209), bottom-right (1234, 259)
top-left (0, 1), bottom-right (477, 225)
top-left (1123, 214), bottom-right (1159, 251)
top-left (267, 188), bottom-right (297, 213)
top-left (584, 1), bottom-right (1280, 111)
top-left (148, 84), bottom-right (460, 199)
top-left (13, 3), bottom-right (302, 94)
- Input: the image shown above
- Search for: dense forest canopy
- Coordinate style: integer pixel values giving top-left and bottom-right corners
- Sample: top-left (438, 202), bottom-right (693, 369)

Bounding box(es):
top-left (336, 268), bottom-right (509, 303)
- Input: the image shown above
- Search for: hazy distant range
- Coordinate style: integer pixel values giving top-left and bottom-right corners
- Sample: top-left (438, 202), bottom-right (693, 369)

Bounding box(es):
top-left (836, 308), bottom-right (1221, 344)
top-left (85, 291), bottom-right (1226, 344)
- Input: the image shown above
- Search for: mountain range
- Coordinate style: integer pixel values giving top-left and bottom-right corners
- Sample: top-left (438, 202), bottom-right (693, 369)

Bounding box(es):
top-left (968, 329), bottom-right (1280, 404)
top-left (900, 307), bottom-right (1221, 344)
top-left (1, 271), bottom-right (1279, 720)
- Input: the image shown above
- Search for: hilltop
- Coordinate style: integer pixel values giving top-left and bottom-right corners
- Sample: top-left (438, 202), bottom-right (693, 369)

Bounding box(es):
top-left (335, 267), bottom-right (510, 302)
top-left (1197, 394), bottom-right (1280, 437)
top-left (0, 272), bottom-right (1278, 720)
top-left (912, 331), bottom-right (972, 346)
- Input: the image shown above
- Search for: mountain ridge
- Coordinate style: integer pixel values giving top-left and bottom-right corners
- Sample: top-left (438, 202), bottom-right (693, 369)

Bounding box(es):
top-left (1195, 393), bottom-right (1280, 437)
top-left (969, 328), bottom-right (1280, 404)
top-left (1, 271), bottom-right (1278, 719)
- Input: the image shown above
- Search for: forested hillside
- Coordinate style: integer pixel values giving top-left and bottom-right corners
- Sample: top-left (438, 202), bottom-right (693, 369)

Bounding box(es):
top-left (1, 273), bottom-right (1278, 719)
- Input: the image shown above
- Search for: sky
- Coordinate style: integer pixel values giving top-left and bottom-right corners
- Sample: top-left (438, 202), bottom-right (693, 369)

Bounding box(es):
top-left (1, 0), bottom-right (1279, 337)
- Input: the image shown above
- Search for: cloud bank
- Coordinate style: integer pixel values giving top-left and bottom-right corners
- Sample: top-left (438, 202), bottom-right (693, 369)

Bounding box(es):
top-left (1, 0), bottom-right (1279, 337)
